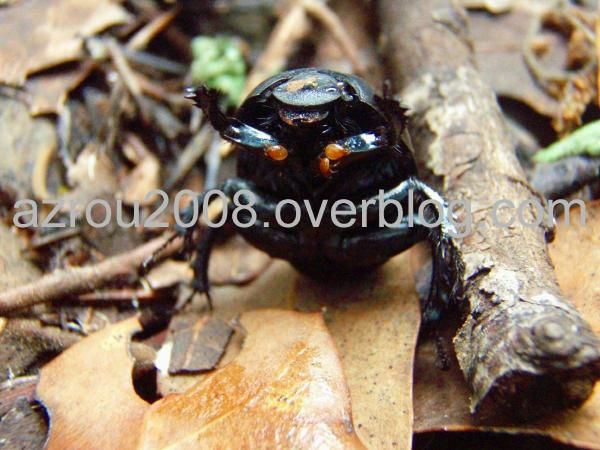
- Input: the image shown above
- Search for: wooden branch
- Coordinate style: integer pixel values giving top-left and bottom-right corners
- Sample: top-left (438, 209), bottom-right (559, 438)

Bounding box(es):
top-left (379, 0), bottom-right (600, 417)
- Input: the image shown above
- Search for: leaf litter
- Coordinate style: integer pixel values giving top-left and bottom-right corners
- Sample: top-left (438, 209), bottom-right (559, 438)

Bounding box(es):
top-left (36, 316), bottom-right (148, 450)
top-left (140, 309), bottom-right (366, 450)
top-left (1, 0), bottom-right (600, 448)
top-left (0, 0), bottom-right (131, 86)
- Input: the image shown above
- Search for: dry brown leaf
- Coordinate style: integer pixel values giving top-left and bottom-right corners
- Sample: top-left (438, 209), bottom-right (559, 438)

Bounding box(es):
top-left (470, 7), bottom-right (561, 118)
top-left (139, 309), bottom-right (365, 450)
top-left (120, 154), bottom-right (161, 206)
top-left (294, 253), bottom-right (421, 450)
top-left (0, 0), bottom-right (130, 86)
top-left (550, 202), bottom-right (599, 335)
top-left (65, 142), bottom-right (120, 199)
top-left (155, 260), bottom-right (297, 396)
top-left (156, 252), bottom-right (420, 448)
top-left (0, 396), bottom-right (47, 449)
top-left (167, 315), bottom-right (233, 374)
top-left (0, 318), bottom-right (79, 382)
top-left (57, 141), bottom-right (145, 256)
top-left (120, 135), bottom-right (161, 206)
top-left (36, 316), bottom-right (149, 450)
top-left (24, 63), bottom-right (93, 115)
top-left (0, 97), bottom-right (57, 201)
top-left (144, 260), bottom-right (192, 290)
top-left (413, 202), bottom-right (600, 448)
top-left (0, 223), bottom-right (41, 292)
top-left (144, 236), bottom-right (272, 291)
top-left (209, 235), bottom-right (272, 286)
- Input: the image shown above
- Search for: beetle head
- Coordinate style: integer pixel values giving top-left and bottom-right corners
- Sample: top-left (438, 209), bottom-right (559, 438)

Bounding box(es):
top-left (272, 70), bottom-right (352, 127)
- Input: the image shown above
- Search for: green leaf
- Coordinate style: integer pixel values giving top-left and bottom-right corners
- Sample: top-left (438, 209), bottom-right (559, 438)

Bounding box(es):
top-left (533, 120), bottom-right (600, 163)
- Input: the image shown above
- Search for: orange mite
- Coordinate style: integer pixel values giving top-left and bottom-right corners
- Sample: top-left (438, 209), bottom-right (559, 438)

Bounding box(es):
top-left (324, 143), bottom-right (349, 161)
top-left (265, 145), bottom-right (288, 161)
top-left (319, 156), bottom-right (332, 177)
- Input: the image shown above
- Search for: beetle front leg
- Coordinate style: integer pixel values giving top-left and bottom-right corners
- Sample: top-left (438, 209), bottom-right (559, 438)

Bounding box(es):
top-left (185, 86), bottom-right (283, 156)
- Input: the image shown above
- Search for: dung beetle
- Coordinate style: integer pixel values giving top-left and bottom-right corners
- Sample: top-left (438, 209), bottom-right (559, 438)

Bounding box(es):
top-left (173, 68), bottom-right (462, 322)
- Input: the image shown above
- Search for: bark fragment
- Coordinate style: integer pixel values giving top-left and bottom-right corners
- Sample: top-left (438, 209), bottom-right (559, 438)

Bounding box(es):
top-left (379, 0), bottom-right (600, 417)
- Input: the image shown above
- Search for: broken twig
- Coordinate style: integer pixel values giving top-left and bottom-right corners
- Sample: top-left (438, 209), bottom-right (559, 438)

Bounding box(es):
top-left (0, 234), bottom-right (181, 314)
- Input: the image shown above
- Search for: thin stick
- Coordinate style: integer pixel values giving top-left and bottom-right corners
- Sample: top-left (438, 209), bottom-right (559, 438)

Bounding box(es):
top-left (302, 0), bottom-right (368, 78)
top-left (243, 1), bottom-right (311, 98)
top-left (596, 4), bottom-right (600, 105)
top-left (165, 125), bottom-right (214, 191)
top-left (106, 38), bottom-right (143, 98)
top-left (0, 234), bottom-right (181, 314)
top-left (126, 7), bottom-right (180, 51)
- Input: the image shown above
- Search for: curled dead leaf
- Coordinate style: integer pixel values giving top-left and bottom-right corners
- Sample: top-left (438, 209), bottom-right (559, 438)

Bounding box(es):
top-left (36, 317), bottom-right (149, 450)
top-left (144, 236), bottom-right (272, 291)
top-left (167, 315), bottom-right (234, 374)
top-left (0, 0), bottom-right (131, 86)
top-left (0, 222), bottom-right (41, 292)
top-left (155, 252), bottom-right (421, 449)
top-left (24, 62), bottom-right (94, 115)
top-left (0, 97), bottom-right (57, 202)
top-left (470, 7), bottom-right (561, 118)
top-left (120, 135), bottom-right (161, 206)
top-left (208, 235), bottom-right (272, 286)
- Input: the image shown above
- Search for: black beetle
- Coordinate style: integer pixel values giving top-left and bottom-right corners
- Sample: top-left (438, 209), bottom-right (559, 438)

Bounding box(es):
top-left (171, 68), bottom-right (462, 322)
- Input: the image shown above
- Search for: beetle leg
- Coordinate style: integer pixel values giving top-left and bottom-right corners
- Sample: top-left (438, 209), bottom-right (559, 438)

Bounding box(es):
top-left (189, 225), bottom-right (218, 310)
top-left (184, 85), bottom-right (228, 130)
top-left (329, 128), bottom-right (388, 157)
top-left (173, 177), bottom-right (310, 307)
top-left (218, 179), bottom-right (316, 258)
top-left (376, 81), bottom-right (409, 134)
top-left (185, 86), bottom-right (282, 155)
top-left (169, 187), bottom-right (223, 310)
top-left (184, 179), bottom-right (298, 308)
top-left (319, 127), bottom-right (408, 177)
top-left (321, 127), bottom-right (389, 168)
top-left (354, 177), bottom-right (464, 322)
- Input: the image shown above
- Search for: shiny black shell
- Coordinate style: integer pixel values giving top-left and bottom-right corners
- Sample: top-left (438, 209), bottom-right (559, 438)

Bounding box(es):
top-left (232, 68), bottom-right (415, 202)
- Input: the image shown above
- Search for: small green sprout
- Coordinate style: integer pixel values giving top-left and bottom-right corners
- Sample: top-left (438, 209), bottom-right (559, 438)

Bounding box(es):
top-left (190, 36), bottom-right (246, 107)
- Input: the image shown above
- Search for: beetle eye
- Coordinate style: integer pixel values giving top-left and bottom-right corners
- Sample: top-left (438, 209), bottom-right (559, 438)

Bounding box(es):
top-left (338, 82), bottom-right (354, 102)
top-left (265, 145), bottom-right (289, 161)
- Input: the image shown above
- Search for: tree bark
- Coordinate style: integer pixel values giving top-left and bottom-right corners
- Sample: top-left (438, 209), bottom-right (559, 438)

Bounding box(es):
top-left (379, 0), bottom-right (600, 417)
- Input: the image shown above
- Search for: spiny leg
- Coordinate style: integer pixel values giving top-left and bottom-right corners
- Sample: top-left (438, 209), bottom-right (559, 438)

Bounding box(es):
top-left (377, 80), bottom-right (409, 134)
top-left (184, 86), bottom-right (282, 153)
top-left (178, 177), bottom-right (312, 307)
top-left (355, 177), bottom-right (464, 322)
top-left (189, 225), bottom-right (218, 310)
